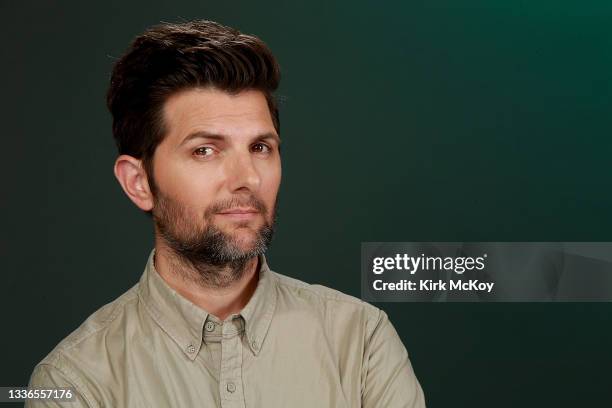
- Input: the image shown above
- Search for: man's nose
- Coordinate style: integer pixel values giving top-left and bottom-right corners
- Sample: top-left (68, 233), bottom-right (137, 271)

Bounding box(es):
top-left (224, 150), bottom-right (261, 193)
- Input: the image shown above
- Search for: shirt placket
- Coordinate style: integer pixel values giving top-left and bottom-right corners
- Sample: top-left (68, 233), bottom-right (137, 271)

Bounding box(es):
top-left (219, 319), bottom-right (246, 408)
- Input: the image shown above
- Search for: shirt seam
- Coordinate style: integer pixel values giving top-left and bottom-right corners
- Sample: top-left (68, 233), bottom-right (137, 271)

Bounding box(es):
top-left (36, 362), bottom-right (95, 408)
top-left (365, 308), bottom-right (385, 347)
top-left (272, 273), bottom-right (371, 307)
top-left (54, 290), bottom-right (139, 354)
top-left (361, 308), bottom-right (384, 400)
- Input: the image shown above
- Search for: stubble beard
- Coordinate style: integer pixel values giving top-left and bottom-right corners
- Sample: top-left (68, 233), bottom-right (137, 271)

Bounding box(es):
top-left (152, 189), bottom-right (276, 289)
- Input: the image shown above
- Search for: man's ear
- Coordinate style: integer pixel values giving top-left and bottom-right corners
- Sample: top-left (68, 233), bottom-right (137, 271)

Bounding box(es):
top-left (113, 155), bottom-right (155, 212)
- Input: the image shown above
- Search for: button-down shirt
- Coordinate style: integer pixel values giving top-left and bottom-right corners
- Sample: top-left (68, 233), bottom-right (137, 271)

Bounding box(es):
top-left (27, 249), bottom-right (425, 407)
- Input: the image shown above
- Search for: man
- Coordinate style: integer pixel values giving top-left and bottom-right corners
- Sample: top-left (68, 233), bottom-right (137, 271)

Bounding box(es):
top-left (27, 19), bottom-right (425, 407)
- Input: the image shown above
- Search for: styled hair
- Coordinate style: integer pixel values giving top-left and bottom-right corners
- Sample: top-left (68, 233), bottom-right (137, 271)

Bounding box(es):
top-left (106, 19), bottom-right (281, 213)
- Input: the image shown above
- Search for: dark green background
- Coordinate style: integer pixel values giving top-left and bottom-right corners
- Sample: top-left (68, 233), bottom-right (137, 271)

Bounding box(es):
top-left (3, 1), bottom-right (611, 406)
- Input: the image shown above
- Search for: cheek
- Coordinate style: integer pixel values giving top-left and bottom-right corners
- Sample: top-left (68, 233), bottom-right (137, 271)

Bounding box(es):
top-left (155, 160), bottom-right (219, 210)
top-left (261, 167), bottom-right (281, 204)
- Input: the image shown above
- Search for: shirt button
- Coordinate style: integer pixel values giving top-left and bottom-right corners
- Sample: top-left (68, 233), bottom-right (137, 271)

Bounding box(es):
top-left (226, 382), bottom-right (236, 393)
top-left (186, 344), bottom-right (196, 354)
top-left (205, 321), bottom-right (215, 332)
top-left (251, 340), bottom-right (259, 350)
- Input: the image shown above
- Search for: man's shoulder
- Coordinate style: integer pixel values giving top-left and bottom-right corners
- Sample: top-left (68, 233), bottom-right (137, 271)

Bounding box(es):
top-left (270, 270), bottom-right (382, 321)
top-left (37, 283), bottom-right (141, 369)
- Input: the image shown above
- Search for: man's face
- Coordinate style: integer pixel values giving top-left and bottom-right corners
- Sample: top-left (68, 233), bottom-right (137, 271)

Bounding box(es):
top-left (150, 87), bottom-right (281, 267)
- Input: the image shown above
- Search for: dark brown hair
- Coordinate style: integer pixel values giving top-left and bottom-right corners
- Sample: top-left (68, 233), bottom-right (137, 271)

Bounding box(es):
top-left (106, 19), bottom-right (281, 213)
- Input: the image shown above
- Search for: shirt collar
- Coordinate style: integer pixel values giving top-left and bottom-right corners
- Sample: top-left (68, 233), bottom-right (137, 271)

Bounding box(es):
top-left (138, 248), bottom-right (277, 360)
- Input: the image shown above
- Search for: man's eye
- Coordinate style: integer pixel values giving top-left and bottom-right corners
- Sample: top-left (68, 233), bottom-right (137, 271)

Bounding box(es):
top-left (193, 147), bottom-right (215, 157)
top-left (252, 143), bottom-right (271, 154)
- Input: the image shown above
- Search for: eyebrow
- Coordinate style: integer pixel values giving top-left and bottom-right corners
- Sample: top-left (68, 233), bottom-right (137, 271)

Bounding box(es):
top-left (179, 130), bottom-right (281, 147)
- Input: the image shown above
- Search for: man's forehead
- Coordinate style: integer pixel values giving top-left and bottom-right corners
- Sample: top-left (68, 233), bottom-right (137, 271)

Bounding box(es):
top-left (162, 87), bottom-right (277, 144)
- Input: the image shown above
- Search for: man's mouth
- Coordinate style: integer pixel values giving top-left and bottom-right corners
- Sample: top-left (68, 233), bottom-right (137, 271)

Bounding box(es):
top-left (218, 207), bottom-right (259, 214)
top-left (216, 207), bottom-right (260, 220)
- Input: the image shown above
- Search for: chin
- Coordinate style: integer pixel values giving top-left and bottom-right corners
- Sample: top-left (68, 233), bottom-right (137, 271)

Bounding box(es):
top-left (227, 228), bottom-right (260, 247)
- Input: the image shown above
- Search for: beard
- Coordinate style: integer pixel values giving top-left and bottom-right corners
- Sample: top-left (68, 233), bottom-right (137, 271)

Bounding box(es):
top-left (152, 189), bottom-right (276, 288)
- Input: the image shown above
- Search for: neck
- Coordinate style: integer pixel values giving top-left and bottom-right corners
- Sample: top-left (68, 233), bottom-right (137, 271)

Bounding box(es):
top-left (153, 242), bottom-right (260, 321)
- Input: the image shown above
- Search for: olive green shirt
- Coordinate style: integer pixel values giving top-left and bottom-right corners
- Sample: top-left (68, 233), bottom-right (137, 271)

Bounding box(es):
top-left (27, 249), bottom-right (425, 407)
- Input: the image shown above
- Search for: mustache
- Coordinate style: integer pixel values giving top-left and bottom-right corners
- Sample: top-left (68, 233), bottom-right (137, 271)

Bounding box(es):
top-left (205, 195), bottom-right (267, 217)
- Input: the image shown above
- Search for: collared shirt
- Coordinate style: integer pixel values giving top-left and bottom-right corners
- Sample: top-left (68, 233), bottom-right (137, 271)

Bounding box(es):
top-left (27, 249), bottom-right (425, 407)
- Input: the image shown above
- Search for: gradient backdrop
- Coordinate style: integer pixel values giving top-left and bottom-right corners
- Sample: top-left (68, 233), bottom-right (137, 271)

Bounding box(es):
top-left (3, 1), bottom-right (612, 407)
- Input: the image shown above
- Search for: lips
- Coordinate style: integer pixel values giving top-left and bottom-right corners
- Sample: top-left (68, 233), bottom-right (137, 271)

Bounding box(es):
top-left (217, 207), bottom-right (259, 215)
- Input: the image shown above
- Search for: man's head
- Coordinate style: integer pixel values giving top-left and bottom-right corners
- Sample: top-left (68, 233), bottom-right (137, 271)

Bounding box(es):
top-left (108, 20), bottom-right (281, 280)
